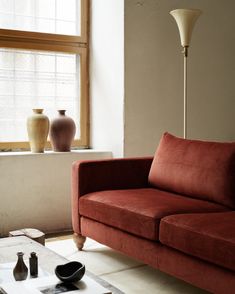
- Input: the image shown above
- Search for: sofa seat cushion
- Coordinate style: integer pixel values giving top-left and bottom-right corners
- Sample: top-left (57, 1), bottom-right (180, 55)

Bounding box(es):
top-left (79, 188), bottom-right (228, 241)
top-left (149, 132), bottom-right (235, 209)
top-left (160, 212), bottom-right (235, 271)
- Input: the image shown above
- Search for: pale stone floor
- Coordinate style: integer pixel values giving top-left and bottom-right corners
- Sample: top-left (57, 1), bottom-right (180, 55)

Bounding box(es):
top-left (46, 235), bottom-right (208, 294)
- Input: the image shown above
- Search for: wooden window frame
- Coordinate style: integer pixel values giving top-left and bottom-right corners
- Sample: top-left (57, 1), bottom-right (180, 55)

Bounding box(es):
top-left (0, 0), bottom-right (89, 150)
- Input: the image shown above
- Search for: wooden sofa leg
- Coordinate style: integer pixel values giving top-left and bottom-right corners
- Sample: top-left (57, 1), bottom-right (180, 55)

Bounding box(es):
top-left (73, 233), bottom-right (86, 251)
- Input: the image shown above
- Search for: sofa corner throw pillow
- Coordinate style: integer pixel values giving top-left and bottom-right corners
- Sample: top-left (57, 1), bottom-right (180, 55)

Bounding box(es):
top-left (148, 132), bottom-right (235, 209)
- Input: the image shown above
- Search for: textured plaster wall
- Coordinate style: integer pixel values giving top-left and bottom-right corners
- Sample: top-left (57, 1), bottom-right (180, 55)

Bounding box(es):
top-left (124, 0), bottom-right (235, 156)
top-left (0, 151), bottom-right (112, 236)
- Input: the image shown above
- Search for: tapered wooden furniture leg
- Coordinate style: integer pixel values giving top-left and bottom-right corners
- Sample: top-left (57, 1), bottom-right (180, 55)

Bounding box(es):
top-left (73, 233), bottom-right (86, 251)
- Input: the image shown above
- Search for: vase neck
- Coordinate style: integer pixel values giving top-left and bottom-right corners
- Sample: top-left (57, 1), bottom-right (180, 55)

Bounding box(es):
top-left (33, 109), bottom-right (43, 114)
top-left (17, 252), bottom-right (24, 259)
top-left (58, 110), bottom-right (66, 115)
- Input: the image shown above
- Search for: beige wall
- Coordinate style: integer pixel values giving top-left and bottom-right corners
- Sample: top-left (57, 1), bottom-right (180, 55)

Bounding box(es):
top-left (124, 0), bottom-right (235, 156)
top-left (0, 151), bottom-right (112, 236)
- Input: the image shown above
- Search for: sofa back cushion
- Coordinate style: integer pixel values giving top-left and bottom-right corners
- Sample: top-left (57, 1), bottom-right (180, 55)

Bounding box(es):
top-left (148, 132), bottom-right (235, 209)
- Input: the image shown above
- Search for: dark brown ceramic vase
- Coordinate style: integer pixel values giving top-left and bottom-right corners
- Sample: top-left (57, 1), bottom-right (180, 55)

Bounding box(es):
top-left (49, 110), bottom-right (76, 152)
top-left (13, 252), bottom-right (28, 281)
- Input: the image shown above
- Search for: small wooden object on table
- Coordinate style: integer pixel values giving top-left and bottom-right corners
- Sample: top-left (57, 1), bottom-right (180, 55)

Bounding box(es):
top-left (9, 228), bottom-right (45, 246)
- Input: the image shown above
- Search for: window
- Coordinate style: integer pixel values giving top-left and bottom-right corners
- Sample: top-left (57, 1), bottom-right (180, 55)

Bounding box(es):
top-left (0, 0), bottom-right (89, 150)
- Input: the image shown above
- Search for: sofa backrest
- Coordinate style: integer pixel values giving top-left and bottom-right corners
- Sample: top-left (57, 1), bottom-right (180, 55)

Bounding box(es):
top-left (148, 132), bottom-right (235, 209)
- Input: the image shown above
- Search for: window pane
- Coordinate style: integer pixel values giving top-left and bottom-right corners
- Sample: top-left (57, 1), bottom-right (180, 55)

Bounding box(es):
top-left (36, 0), bottom-right (55, 19)
top-left (57, 0), bottom-right (76, 21)
top-left (0, 48), bottom-right (80, 142)
top-left (0, 0), bottom-right (81, 36)
top-left (15, 0), bottom-right (34, 15)
top-left (0, 0), bottom-right (14, 13)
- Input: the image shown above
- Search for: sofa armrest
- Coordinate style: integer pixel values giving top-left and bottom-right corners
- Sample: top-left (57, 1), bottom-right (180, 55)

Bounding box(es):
top-left (72, 157), bottom-right (153, 197)
top-left (71, 157), bottom-right (153, 234)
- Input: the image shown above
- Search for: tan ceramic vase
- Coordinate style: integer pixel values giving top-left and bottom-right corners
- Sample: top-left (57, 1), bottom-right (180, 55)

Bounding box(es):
top-left (49, 110), bottom-right (76, 152)
top-left (27, 109), bottom-right (49, 153)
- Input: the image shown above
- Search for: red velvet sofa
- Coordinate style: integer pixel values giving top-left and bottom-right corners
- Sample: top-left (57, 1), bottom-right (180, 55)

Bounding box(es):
top-left (72, 133), bottom-right (235, 293)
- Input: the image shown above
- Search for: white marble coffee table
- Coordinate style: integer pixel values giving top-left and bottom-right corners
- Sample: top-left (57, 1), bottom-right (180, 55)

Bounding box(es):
top-left (0, 236), bottom-right (111, 293)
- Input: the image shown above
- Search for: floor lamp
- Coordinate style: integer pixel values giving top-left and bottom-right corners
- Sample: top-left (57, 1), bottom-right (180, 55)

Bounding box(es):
top-left (170, 9), bottom-right (201, 139)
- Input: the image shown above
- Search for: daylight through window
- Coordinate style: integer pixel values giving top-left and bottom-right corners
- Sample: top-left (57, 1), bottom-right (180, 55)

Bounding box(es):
top-left (0, 0), bottom-right (89, 150)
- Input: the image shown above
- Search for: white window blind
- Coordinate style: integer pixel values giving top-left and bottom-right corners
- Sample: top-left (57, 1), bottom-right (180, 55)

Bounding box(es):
top-left (0, 0), bottom-right (81, 36)
top-left (0, 48), bottom-right (80, 142)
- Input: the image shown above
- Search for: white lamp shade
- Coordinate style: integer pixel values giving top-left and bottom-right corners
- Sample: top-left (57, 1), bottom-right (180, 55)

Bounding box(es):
top-left (170, 9), bottom-right (202, 47)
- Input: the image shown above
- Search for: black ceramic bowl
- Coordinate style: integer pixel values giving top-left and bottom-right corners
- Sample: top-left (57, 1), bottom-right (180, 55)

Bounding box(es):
top-left (55, 261), bottom-right (85, 283)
